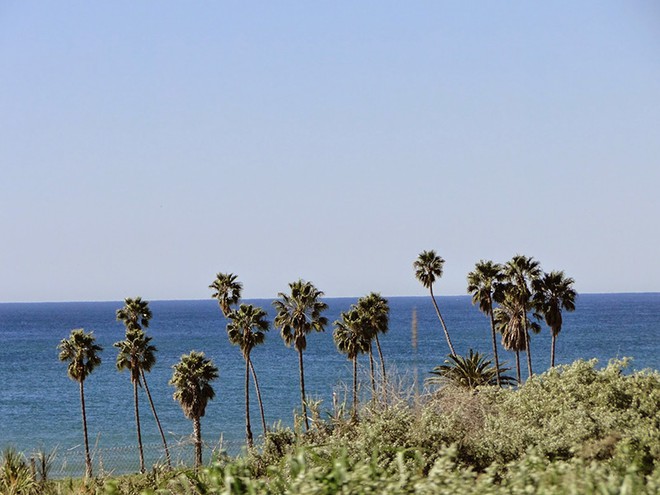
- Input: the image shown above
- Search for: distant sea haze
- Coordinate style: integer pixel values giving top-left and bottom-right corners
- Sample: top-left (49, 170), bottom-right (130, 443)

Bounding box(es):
top-left (1, 294), bottom-right (658, 465)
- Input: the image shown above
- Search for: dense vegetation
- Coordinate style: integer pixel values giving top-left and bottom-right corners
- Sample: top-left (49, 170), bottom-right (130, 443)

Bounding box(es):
top-left (2, 359), bottom-right (659, 493)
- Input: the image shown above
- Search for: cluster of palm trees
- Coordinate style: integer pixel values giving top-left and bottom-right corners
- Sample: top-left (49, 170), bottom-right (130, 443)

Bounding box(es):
top-left (415, 250), bottom-right (577, 385)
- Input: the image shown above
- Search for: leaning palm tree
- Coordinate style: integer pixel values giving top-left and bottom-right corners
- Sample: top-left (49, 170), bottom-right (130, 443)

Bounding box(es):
top-left (503, 255), bottom-right (541, 378)
top-left (170, 351), bottom-right (219, 468)
top-left (273, 279), bottom-right (328, 431)
top-left (114, 329), bottom-right (154, 473)
top-left (333, 307), bottom-right (371, 418)
top-left (427, 349), bottom-right (516, 390)
top-left (210, 272), bottom-right (243, 317)
top-left (467, 260), bottom-right (505, 386)
top-left (356, 293), bottom-right (390, 396)
top-left (58, 329), bottom-right (102, 478)
top-left (116, 297), bottom-right (171, 468)
top-left (533, 271), bottom-right (577, 368)
top-left (413, 250), bottom-right (456, 356)
top-left (226, 304), bottom-right (270, 448)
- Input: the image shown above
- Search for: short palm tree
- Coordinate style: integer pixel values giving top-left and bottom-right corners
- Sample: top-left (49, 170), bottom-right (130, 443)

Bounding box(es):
top-left (58, 329), bottom-right (102, 478)
top-left (503, 255), bottom-right (541, 378)
top-left (414, 250), bottom-right (456, 356)
top-left (170, 351), bottom-right (219, 468)
top-left (210, 272), bottom-right (243, 317)
top-left (427, 349), bottom-right (516, 390)
top-left (467, 260), bottom-right (505, 386)
top-left (273, 279), bottom-right (328, 431)
top-left (333, 307), bottom-right (371, 418)
top-left (533, 270), bottom-right (577, 368)
top-left (356, 293), bottom-right (390, 397)
top-left (226, 304), bottom-right (270, 448)
top-left (116, 298), bottom-right (171, 468)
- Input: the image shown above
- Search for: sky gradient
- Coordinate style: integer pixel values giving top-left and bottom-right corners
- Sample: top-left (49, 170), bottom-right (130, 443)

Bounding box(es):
top-left (2, 1), bottom-right (659, 302)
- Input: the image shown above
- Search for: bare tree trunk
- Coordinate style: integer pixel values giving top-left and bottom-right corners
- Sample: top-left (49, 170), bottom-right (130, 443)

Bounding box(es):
top-left (133, 380), bottom-right (145, 473)
top-left (80, 380), bottom-right (92, 478)
top-left (374, 334), bottom-right (387, 389)
top-left (551, 333), bottom-right (556, 368)
top-left (140, 371), bottom-right (171, 469)
top-left (429, 286), bottom-right (456, 356)
top-left (298, 348), bottom-right (309, 431)
top-left (245, 356), bottom-right (253, 448)
top-left (192, 416), bottom-right (202, 468)
top-left (488, 297), bottom-right (502, 387)
top-left (525, 323), bottom-right (533, 379)
top-left (368, 345), bottom-right (376, 399)
top-left (515, 351), bottom-right (521, 384)
top-left (352, 356), bottom-right (358, 420)
top-left (249, 358), bottom-right (267, 437)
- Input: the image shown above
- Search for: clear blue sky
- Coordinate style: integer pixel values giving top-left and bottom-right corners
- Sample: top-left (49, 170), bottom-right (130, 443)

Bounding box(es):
top-left (1, 1), bottom-right (659, 302)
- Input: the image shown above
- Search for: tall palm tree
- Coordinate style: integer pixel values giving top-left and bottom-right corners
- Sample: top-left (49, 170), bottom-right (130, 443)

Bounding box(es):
top-left (115, 329), bottom-right (158, 473)
top-left (503, 255), bottom-right (541, 378)
top-left (170, 351), bottom-right (219, 468)
top-left (116, 297), bottom-right (153, 331)
top-left (533, 271), bottom-right (577, 368)
top-left (333, 307), bottom-right (370, 418)
top-left (356, 293), bottom-right (390, 396)
top-left (210, 272), bottom-right (243, 317)
top-left (467, 260), bottom-right (505, 386)
top-left (226, 304), bottom-right (270, 448)
top-left (273, 279), bottom-right (328, 431)
top-left (413, 250), bottom-right (456, 356)
top-left (58, 329), bottom-right (102, 479)
top-left (116, 298), bottom-right (171, 469)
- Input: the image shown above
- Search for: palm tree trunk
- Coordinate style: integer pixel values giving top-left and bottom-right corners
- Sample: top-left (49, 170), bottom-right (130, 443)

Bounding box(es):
top-left (488, 298), bottom-right (501, 387)
top-left (429, 286), bottom-right (456, 356)
top-left (140, 371), bottom-right (171, 469)
top-left (298, 348), bottom-right (309, 431)
top-left (524, 323), bottom-right (533, 379)
top-left (133, 380), bottom-right (145, 473)
top-left (368, 345), bottom-right (376, 399)
top-left (245, 356), bottom-right (254, 448)
top-left (249, 358), bottom-right (267, 437)
top-left (79, 380), bottom-right (92, 478)
top-left (551, 333), bottom-right (556, 368)
top-left (374, 334), bottom-right (387, 403)
top-left (515, 351), bottom-right (521, 384)
top-left (352, 356), bottom-right (358, 420)
top-left (192, 416), bottom-right (202, 468)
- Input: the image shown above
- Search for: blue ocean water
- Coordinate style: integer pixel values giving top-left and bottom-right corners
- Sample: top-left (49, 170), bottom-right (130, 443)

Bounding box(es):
top-left (0, 293), bottom-right (658, 470)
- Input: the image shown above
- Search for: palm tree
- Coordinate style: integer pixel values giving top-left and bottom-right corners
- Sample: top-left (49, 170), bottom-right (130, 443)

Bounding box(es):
top-left (273, 279), bottom-right (328, 431)
top-left (503, 255), bottom-right (541, 378)
top-left (533, 271), bottom-right (577, 368)
top-left (226, 304), bottom-right (270, 448)
top-left (356, 293), bottom-right (390, 396)
top-left (467, 260), bottom-right (505, 386)
top-left (427, 349), bottom-right (516, 390)
top-left (413, 250), bottom-right (456, 356)
top-left (116, 298), bottom-right (171, 469)
top-left (170, 351), bottom-right (219, 468)
top-left (210, 272), bottom-right (243, 317)
top-left (333, 307), bottom-right (371, 418)
top-left (116, 296), bottom-right (153, 331)
top-left (58, 329), bottom-right (102, 478)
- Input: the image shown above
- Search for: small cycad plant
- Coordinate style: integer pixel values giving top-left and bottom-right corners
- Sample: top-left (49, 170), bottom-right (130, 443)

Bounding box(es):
top-left (427, 349), bottom-right (516, 390)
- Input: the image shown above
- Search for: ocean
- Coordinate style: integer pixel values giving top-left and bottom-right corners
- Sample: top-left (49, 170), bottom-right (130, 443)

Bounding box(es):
top-left (1, 293), bottom-right (658, 475)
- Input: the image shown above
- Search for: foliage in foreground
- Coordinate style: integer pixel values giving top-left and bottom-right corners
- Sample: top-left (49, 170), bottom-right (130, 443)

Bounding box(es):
top-left (7, 359), bottom-right (660, 494)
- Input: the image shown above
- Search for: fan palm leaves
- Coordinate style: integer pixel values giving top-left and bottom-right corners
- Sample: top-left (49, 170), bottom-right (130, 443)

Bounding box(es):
top-left (170, 351), bottom-right (219, 468)
top-left (210, 273), bottom-right (243, 317)
top-left (414, 250), bottom-right (456, 356)
top-left (502, 255), bottom-right (541, 378)
top-left (116, 297), bottom-right (152, 331)
top-left (226, 304), bottom-right (270, 448)
top-left (467, 260), bottom-right (505, 386)
top-left (333, 308), bottom-right (371, 417)
top-left (533, 270), bottom-right (577, 367)
top-left (58, 329), bottom-right (102, 478)
top-left (427, 349), bottom-right (516, 390)
top-left (273, 279), bottom-right (328, 431)
top-left (356, 293), bottom-right (390, 396)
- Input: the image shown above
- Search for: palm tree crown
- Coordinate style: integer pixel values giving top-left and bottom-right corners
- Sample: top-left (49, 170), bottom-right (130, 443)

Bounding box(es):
top-left (58, 329), bottom-right (103, 382)
top-left (114, 329), bottom-right (157, 383)
top-left (210, 272), bottom-right (243, 317)
top-left (333, 308), bottom-right (371, 361)
top-left (413, 250), bottom-right (445, 289)
top-left (427, 349), bottom-right (516, 390)
top-left (170, 351), bottom-right (219, 421)
top-left (226, 304), bottom-right (269, 358)
top-left (116, 297), bottom-right (153, 331)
